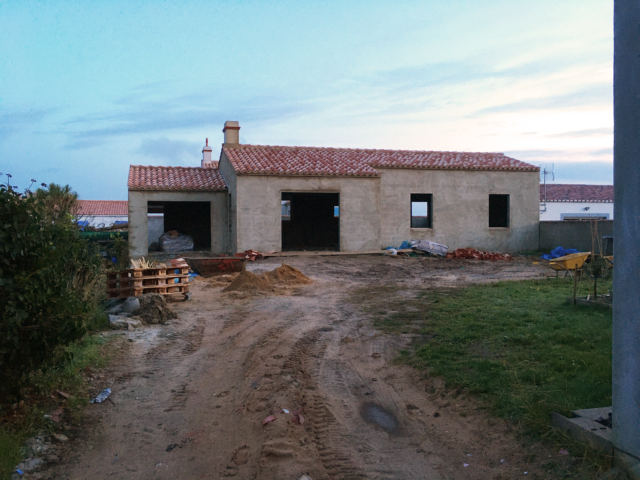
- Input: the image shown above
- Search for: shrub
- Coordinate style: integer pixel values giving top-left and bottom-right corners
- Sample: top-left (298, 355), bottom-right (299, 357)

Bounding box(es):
top-left (0, 184), bottom-right (105, 400)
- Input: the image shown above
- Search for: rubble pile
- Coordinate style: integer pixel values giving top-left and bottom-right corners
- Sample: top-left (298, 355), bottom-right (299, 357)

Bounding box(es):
top-left (446, 248), bottom-right (513, 261)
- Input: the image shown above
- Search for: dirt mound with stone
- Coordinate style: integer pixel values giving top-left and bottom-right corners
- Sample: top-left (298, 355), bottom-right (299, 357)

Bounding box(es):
top-left (134, 293), bottom-right (178, 324)
top-left (223, 271), bottom-right (272, 292)
top-left (222, 264), bottom-right (312, 293)
top-left (263, 264), bottom-right (312, 285)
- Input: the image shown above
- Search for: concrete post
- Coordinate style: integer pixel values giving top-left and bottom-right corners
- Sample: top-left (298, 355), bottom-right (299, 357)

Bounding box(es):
top-left (613, 0), bottom-right (640, 473)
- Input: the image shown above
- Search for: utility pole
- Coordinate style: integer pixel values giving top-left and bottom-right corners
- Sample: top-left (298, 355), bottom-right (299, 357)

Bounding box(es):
top-left (613, 1), bottom-right (640, 476)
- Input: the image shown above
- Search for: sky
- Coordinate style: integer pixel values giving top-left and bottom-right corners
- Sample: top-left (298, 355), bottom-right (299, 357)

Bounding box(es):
top-left (0, 0), bottom-right (613, 200)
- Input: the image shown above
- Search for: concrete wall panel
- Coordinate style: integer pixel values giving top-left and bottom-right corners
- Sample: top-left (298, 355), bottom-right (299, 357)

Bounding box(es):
top-left (234, 175), bottom-right (381, 253)
top-left (379, 169), bottom-right (540, 252)
top-left (128, 190), bottom-right (228, 257)
top-left (539, 220), bottom-right (613, 253)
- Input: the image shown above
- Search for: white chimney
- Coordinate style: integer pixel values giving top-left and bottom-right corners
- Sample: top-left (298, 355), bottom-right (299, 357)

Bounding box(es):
top-left (223, 121), bottom-right (240, 146)
top-left (201, 138), bottom-right (212, 167)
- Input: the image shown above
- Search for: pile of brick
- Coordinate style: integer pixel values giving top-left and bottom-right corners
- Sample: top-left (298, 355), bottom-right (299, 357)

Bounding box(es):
top-left (446, 248), bottom-right (513, 261)
top-left (235, 249), bottom-right (263, 261)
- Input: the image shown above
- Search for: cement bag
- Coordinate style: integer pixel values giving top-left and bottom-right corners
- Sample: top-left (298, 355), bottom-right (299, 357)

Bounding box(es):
top-left (159, 233), bottom-right (194, 252)
top-left (411, 240), bottom-right (448, 257)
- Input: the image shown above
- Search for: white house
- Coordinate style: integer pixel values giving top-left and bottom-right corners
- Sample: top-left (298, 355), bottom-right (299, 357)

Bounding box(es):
top-left (539, 184), bottom-right (614, 221)
top-left (77, 200), bottom-right (128, 228)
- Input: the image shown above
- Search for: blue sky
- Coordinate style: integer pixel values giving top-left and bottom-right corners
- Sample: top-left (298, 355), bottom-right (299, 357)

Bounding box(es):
top-left (0, 0), bottom-right (613, 199)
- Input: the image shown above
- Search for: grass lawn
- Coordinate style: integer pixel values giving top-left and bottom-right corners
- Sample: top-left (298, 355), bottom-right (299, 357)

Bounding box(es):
top-left (350, 276), bottom-right (612, 470)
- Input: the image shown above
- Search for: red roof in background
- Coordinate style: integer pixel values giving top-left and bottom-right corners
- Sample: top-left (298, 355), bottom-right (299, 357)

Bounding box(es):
top-left (223, 145), bottom-right (539, 176)
top-left (78, 200), bottom-right (128, 216)
top-left (128, 166), bottom-right (228, 191)
top-left (540, 184), bottom-right (614, 203)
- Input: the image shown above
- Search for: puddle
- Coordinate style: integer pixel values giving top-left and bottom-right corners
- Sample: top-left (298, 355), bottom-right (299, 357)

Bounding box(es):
top-left (360, 403), bottom-right (400, 433)
top-left (318, 327), bottom-right (334, 332)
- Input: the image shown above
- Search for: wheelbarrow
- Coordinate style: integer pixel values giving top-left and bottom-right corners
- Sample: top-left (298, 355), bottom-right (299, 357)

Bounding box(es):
top-left (547, 252), bottom-right (591, 278)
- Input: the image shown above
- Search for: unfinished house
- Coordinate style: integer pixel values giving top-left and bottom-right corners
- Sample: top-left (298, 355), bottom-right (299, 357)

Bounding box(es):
top-left (128, 121), bottom-right (540, 256)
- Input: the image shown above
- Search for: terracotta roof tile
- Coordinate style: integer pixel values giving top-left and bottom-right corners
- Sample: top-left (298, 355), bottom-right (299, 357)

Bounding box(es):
top-left (223, 145), bottom-right (539, 176)
top-left (128, 166), bottom-right (228, 191)
top-left (540, 184), bottom-right (614, 203)
top-left (78, 200), bottom-right (128, 216)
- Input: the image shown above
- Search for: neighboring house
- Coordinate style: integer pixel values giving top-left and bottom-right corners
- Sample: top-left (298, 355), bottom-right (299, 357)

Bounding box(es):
top-left (77, 200), bottom-right (128, 228)
top-left (539, 184), bottom-right (614, 221)
top-left (128, 121), bottom-right (540, 256)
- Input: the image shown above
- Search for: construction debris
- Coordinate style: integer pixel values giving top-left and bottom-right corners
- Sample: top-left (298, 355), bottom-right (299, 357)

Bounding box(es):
top-left (235, 249), bottom-right (263, 261)
top-left (446, 248), bottom-right (513, 261)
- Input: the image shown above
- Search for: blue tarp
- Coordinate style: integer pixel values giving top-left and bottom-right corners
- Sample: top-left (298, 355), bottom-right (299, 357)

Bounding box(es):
top-left (386, 241), bottom-right (411, 250)
top-left (540, 246), bottom-right (580, 260)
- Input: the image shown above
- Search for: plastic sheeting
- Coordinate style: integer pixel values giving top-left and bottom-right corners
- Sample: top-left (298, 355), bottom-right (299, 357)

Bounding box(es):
top-left (411, 240), bottom-right (448, 257)
top-left (159, 233), bottom-right (194, 252)
top-left (540, 246), bottom-right (579, 260)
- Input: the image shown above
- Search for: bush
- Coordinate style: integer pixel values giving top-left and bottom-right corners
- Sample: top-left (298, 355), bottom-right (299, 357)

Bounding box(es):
top-left (0, 184), bottom-right (105, 401)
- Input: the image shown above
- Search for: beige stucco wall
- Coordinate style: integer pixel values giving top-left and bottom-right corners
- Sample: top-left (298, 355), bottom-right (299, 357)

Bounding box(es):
top-left (219, 152), bottom-right (237, 254)
top-left (232, 174), bottom-right (381, 253)
top-left (379, 169), bottom-right (540, 252)
top-left (128, 190), bottom-right (228, 257)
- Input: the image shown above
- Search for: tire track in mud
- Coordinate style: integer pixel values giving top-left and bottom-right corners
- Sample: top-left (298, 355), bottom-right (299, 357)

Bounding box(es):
top-left (283, 331), bottom-right (368, 479)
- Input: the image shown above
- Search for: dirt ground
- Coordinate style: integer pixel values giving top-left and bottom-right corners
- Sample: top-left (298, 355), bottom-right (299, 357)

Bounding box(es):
top-left (46, 255), bottom-right (561, 480)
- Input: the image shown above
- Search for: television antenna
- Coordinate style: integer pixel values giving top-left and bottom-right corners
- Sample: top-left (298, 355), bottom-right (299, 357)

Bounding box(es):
top-left (540, 163), bottom-right (554, 214)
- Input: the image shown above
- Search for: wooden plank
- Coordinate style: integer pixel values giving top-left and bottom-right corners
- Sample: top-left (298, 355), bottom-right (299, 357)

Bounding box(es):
top-left (261, 249), bottom-right (414, 258)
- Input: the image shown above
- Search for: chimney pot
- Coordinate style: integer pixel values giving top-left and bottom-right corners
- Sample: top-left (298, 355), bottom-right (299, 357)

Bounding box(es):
top-left (223, 121), bottom-right (240, 146)
top-left (202, 138), bottom-right (213, 167)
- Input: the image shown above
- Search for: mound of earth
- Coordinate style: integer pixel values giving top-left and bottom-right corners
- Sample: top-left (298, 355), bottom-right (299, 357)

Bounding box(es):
top-left (133, 293), bottom-right (178, 324)
top-left (207, 273), bottom-right (240, 288)
top-left (223, 271), bottom-right (272, 292)
top-left (263, 264), bottom-right (312, 285)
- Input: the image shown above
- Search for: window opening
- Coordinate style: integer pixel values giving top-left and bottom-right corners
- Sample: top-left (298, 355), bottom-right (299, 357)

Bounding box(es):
top-left (489, 194), bottom-right (510, 228)
top-left (281, 200), bottom-right (291, 221)
top-left (410, 194), bottom-right (432, 228)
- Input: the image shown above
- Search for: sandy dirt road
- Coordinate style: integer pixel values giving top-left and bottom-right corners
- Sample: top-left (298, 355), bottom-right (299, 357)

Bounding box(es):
top-left (50, 256), bottom-right (556, 480)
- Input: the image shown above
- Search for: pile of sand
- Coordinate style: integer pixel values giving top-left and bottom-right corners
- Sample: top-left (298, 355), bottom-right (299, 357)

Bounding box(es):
top-left (263, 264), bottom-right (313, 285)
top-left (221, 264), bottom-right (312, 293)
top-left (223, 271), bottom-right (272, 292)
top-left (207, 273), bottom-right (240, 288)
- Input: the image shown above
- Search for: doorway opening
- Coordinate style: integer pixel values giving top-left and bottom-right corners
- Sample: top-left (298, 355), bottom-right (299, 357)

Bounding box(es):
top-left (148, 201), bottom-right (211, 251)
top-left (281, 192), bottom-right (339, 251)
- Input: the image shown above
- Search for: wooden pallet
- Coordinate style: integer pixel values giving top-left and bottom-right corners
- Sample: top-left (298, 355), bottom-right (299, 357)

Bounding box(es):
top-left (106, 266), bottom-right (190, 299)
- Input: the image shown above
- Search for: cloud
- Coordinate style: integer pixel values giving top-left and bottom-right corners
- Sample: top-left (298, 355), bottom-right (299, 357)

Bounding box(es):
top-left (547, 127), bottom-right (612, 138)
top-left (505, 148), bottom-right (613, 171)
top-left (0, 109), bottom-right (53, 141)
top-left (61, 90), bottom-right (316, 149)
top-left (474, 83), bottom-right (612, 115)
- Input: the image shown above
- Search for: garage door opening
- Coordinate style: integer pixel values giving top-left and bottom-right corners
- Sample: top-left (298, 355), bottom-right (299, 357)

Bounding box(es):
top-left (148, 201), bottom-right (211, 251)
top-left (281, 192), bottom-right (339, 251)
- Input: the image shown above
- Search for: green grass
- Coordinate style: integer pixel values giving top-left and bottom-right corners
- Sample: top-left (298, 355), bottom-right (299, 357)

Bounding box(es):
top-left (349, 277), bottom-right (613, 474)
top-left (0, 334), bottom-right (113, 480)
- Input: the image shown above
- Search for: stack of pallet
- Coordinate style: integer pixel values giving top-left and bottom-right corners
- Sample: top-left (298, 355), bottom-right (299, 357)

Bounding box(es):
top-left (106, 266), bottom-right (190, 299)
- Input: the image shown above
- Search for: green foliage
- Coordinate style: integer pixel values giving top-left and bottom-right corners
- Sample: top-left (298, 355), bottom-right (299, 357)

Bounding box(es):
top-left (0, 184), bottom-right (105, 401)
top-left (109, 233), bottom-right (130, 271)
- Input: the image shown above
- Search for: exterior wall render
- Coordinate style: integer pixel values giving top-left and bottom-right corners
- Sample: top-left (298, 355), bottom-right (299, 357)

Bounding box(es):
top-left (128, 190), bottom-right (228, 257)
top-left (219, 152), bottom-right (238, 254)
top-left (540, 201), bottom-right (614, 221)
top-left (378, 169), bottom-right (540, 252)
top-left (233, 174), bottom-right (381, 253)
